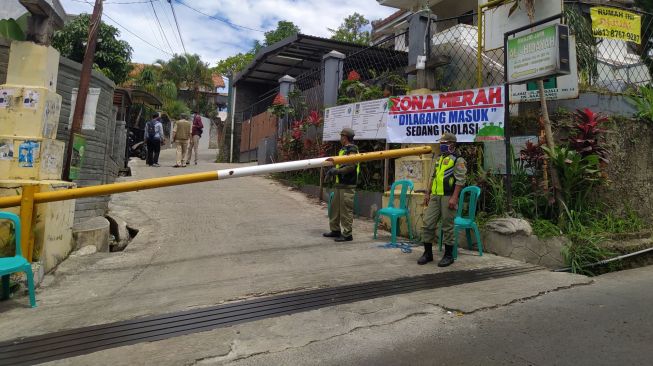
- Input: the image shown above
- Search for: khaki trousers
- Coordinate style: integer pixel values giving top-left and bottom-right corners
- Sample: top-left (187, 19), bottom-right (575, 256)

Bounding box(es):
top-left (176, 139), bottom-right (189, 166)
top-left (329, 186), bottom-right (355, 237)
top-left (421, 195), bottom-right (456, 245)
top-left (186, 135), bottom-right (200, 164)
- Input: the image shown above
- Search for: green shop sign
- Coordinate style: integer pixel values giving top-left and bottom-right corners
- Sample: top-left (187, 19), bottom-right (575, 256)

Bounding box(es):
top-left (507, 24), bottom-right (570, 84)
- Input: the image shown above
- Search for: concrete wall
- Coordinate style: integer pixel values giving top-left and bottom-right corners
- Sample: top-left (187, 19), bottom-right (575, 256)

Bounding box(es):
top-left (55, 57), bottom-right (121, 223)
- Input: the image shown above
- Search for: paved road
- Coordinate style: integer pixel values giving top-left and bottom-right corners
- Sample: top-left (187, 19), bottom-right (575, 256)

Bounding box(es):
top-left (0, 142), bottom-right (615, 365)
top-left (227, 265), bottom-right (653, 366)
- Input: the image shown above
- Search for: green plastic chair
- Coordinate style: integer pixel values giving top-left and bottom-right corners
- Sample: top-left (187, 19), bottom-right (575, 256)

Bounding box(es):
top-left (0, 212), bottom-right (36, 308)
top-left (438, 186), bottom-right (483, 259)
top-left (374, 179), bottom-right (414, 244)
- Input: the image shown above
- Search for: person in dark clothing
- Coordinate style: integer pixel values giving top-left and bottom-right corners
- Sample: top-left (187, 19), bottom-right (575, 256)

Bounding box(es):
top-left (144, 113), bottom-right (164, 167)
top-left (323, 128), bottom-right (360, 242)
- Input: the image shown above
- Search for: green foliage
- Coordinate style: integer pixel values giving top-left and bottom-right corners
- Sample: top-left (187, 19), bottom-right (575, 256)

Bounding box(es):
top-left (562, 229), bottom-right (616, 275)
top-left (52, 14), bottom-right (133, 84)
top-left (0, 14), bottom-right (28, 41)
top-left (532, 219), bottom-right (561, 239)
top-left (156, 53), bottom-right (213, 109)
top-left (328, 13), bottom-right (370, 45)
top-left (163, 99), bottom-right (189, 120)
top-left (627, 85), bottom-right (653, 123)
top-left (337, 79), bottom-right (383, 105)
top-left (542, 146), bottom-right (602, 212)
top-left (564, 4), bottom-right (598, 86)
top-left (216, 20), bottom-right (299, 77)
top-left (214, 52), bottom-right (254, 77)
top-left (253, 20), bottom-right (300, 53)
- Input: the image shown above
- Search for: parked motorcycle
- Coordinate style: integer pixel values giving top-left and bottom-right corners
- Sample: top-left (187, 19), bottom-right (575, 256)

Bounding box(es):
top-left (127, 129), bottom-right (147, 160)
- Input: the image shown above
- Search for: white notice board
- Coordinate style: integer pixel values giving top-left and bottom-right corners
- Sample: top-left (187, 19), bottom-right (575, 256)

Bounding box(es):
top-left (323, 104), bottom-right (354, 141)
top-left (323, 98), bottom-right (388, 141)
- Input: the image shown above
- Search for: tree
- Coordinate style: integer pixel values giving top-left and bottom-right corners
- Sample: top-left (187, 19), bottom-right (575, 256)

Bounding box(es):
top-left (156, 53), bottom-right (213, 109)
top-left (329, 13), bottom-right (370, 45)
top-left (215, 20), bottom-right (300, 76)
top-left (214, 52), bottom-right (254, 77)
top-left (52, 14), bottom-right (133, 84)
top-left (252, 20), bottom-right (300, 53)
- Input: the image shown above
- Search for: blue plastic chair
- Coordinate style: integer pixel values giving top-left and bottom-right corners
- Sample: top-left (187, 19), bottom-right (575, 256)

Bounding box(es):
top-left (438, 186), bottom-right (483, 259)
top-left (0, 212), bottom-right (36, 308)
top-left (374, 180), bottom-right (414, 244)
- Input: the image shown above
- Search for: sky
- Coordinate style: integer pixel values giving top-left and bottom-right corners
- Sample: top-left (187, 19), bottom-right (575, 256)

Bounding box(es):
top-left (59, 0), bottom-right (398, 67)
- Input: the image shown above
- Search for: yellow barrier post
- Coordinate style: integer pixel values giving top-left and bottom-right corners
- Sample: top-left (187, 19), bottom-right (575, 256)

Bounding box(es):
top-left (20, 185), bottom-right (37, 262)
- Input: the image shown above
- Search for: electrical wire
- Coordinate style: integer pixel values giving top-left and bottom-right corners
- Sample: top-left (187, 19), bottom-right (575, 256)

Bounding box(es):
top-left (150, 1), bottom-right (176, 54)
top-left (80, 0), bottom-right (173, 56)
top-left (173, 0), bottom-right (265, 33)
top-left (167, 0), bottom-right (187, 54)
top-left (158, 0), bottom-right (183, 50)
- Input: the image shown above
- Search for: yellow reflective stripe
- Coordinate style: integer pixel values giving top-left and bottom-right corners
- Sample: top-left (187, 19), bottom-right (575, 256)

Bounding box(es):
top-left (431, 156), bottom-right (455, 195)
top-left (336, 146), bottom-right (360, 184)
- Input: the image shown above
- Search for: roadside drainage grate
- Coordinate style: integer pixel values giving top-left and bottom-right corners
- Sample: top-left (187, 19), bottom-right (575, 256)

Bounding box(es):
top-left (0, 265), bottom-right (541, 365)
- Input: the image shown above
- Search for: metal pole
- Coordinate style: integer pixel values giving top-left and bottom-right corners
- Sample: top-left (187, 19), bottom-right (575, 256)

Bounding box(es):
top-left (20, 185), bottom-right (37, 262)
top-left (62, 0), bottom-right (103, 181)
top-left (0, 147), bottom-right (432, 208)
top-left (503, 33), bottom-right (512, 213)
top-left (229, 85), bottom-right (237, 163)
top-left (383, 141), bottom-right (390, 192)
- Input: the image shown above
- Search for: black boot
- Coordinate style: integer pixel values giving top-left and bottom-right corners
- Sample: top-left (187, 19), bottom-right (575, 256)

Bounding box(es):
top-left (438, 245), bottom-right (455, 267)
top-left (334, 235), bottom-right (353, 242)
top-left (417, 243), bottom-right (433, 265)
top-left (323, 231), bottom-right (341, 238)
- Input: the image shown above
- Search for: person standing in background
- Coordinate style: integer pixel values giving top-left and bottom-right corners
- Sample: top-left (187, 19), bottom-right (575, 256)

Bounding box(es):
top-left (186, 112), bottom-right (204, 165)
top-left (144, 113), bottom-right (164, 167)
top-left (173, 113), bottom-right (192, 168)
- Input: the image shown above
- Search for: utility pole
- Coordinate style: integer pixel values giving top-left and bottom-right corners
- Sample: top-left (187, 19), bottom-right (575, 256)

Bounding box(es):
top-left (62, 0), bottom-right (103, 181)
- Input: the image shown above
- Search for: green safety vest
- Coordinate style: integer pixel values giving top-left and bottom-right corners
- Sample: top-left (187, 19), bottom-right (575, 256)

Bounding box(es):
top-left (431, 155), bottom-right (458, 196)
top-left (335, 144), bottom-right (360, 185)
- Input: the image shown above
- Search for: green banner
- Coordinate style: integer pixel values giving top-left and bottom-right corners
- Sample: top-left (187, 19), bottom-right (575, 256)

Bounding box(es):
top-left (69, 134), bottom-right (86, 180)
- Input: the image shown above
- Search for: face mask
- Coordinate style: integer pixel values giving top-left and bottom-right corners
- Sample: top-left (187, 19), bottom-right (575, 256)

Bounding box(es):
top-left (440, 144), bottom-right (450, 154)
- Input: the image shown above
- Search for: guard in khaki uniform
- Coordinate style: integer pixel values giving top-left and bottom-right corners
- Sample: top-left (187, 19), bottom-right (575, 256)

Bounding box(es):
top-left (418, 133), bottom-right (467, 267)
top-left (173, 114), bottom-right (191, 167)
top-left (323, 128), bottom-right (360, 242)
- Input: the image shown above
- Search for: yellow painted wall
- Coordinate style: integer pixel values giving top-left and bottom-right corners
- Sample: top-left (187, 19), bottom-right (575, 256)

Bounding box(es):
top-left (0, 136), bottom-right (65, 180)
top-left (0, 180), bottom-right (76, 272)
top-left (0, 86), bottom-right (62, 139)
top-left (6, 42), bottom-right (60, 92)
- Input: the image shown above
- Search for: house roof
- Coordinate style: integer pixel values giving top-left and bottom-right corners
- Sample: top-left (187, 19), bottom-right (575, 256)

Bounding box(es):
top-left (212, 73), bottom-right (225, 88)
top-left (115, 88), bottom-right (162, 107)
top-left (233, 33), bottom-right (407, 86)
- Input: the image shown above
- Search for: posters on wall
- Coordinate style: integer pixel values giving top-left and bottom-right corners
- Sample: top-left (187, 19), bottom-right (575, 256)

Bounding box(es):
top-left (0, 89), bottom-right (15, 108)
top-left (22, 89), bottom-right (40, 109)
top-left (323, 99), bottom-right (389, 141)
top-left (0, 139), bottom-right (14, 160)
top-left (17, 140), bottom-right (40, 168)
top-left (386, 86), bottom-right (505, 143)
top-left (68, 88), bottom-right (101, 130)
top-left (591, 6), bottom-right (641, 44)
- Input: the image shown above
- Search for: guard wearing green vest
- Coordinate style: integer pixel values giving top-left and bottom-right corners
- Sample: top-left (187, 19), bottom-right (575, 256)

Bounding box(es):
top-left (323, 128), bottom-right (360, 242)
top-left (418, 133), bottom-right (467, 267)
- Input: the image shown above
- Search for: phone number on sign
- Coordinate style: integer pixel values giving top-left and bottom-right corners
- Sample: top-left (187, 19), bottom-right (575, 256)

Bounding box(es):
top-left (593, 29), bottom-right (641, 43)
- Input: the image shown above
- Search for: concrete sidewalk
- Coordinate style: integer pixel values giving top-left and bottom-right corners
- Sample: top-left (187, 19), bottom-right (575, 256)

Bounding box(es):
top-left (0, 147), bottom-right (590, 364)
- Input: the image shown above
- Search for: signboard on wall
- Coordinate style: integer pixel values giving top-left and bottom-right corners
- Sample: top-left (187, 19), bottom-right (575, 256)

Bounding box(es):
top-left (510, 36), bottom-right (579, 103)
top-left (69, 134), bottom-right (86, 180)
top-left (507, 24), bottom-right (570, 84)
top-left (323, 99), bottom-right (388, 141)
top-left (386, 86), bottom-right (505, 143)
top-left (591, 6), bottom-right (641, 44)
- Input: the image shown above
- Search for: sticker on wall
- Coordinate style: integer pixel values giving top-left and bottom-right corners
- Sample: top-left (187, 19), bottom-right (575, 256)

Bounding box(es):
top-left (42, 97), bottom-right (61, 137)
top-left (0, 89), bottom-right (16, 109)
top-left (69, 134), bottom-right (86, 180)
top-left (23, 89), bottom-right (40, 109)
top-left (17, 140), bottom-right (40, 168)
top-left (0, 139), bottom-right (14, 160)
